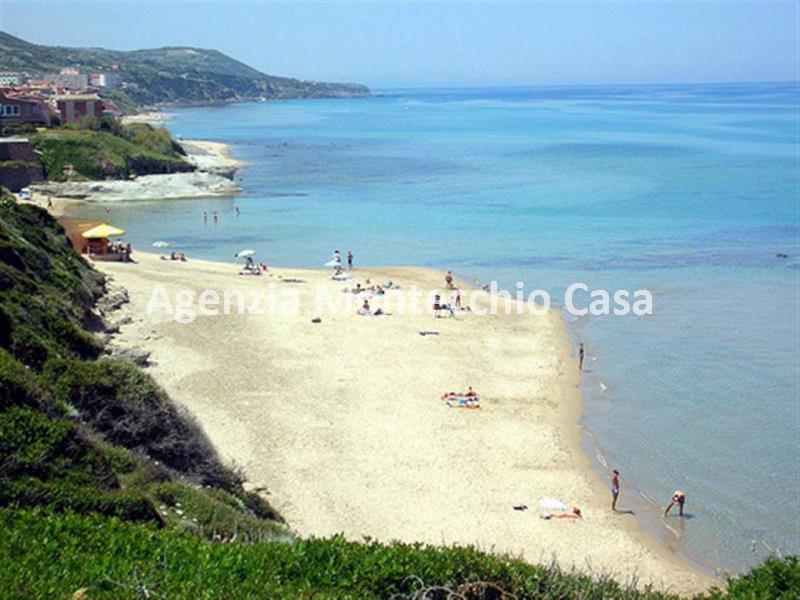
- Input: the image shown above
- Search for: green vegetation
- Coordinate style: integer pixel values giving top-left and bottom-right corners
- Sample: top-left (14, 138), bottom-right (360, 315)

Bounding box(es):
top-left (0, 191), bottom-right (797, 597)
top-left (29, 120), bottom-right (192, 180)
top-left (0, 193), bottom-right (284, 535)
top-left (0, 509), bottom-right (797, 599)
top-left (0, 30), bottom-right (370, 112)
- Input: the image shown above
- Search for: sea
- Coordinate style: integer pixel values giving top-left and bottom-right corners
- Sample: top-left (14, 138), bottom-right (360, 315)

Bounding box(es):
top-left (70, 83), bottom-right (800, 576)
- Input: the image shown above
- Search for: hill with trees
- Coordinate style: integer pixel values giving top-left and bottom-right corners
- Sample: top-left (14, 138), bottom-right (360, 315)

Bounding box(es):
top-left (0, 31), bottom-right (370, 110)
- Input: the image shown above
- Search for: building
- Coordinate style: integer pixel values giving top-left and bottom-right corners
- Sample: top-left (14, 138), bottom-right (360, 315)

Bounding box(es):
top-left (0, 138), bottom-right (44, 191)
top-left (0, 91), bottom-right (52, 125)
top-left (53, 93), bottom-right (103, 123)
top-left (0, 71), bottom-right (22, 86)
top-left (90, 72), bottom-right (121, 89)
top-left (101, 99), bottom-right (123, 118)
top-left (45, 67), bottom-right (89, 90)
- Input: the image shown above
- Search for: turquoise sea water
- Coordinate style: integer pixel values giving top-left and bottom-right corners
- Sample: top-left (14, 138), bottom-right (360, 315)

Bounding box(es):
top-left (72, 83), bottom-right (800, 575)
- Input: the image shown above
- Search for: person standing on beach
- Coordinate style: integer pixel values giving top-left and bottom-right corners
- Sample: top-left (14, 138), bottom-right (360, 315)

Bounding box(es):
top-left (664, 491), bottom-right (686, 517)
top-left (611, 470), bottom-right (620, 511)
top-left (578, 342), bottom-right (585, 371)
top-left (445, 271), bottom-right (454, 289)
top-left (347, 251), bottom-right (353, 269)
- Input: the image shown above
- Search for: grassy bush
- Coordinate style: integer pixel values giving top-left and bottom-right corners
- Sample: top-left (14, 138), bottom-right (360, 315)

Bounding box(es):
top-left (29, 127), bottom-right (192, 181)
top-left (0, 198), bottom-right (105, 369)
top-left (125, 122), bottom-right (186, 156)
top-left (0, 509), bottom-right (796, 599)
top-left (46, 357), bottom-right (241, 490)
top-left (699, 556), bottom-right (800, 599)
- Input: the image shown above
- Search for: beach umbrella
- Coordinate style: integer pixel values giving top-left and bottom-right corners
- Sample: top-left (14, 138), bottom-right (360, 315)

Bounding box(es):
top-left (235, 249), bottom-right (256, 259)
top-left (81, 223), bottom-right (126, 239)
top-left (152, 241), bottom-right (170, 248)
top-left (324, 259), bottom-right (341, 268)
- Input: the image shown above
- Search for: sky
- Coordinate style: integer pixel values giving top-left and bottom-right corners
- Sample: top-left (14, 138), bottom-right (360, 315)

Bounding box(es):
top-left (0, 1), bottom-right (797, 87)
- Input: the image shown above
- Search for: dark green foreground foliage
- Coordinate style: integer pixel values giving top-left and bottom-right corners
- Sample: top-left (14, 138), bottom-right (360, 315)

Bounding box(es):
top-left (1, 193), bottom-right (797, 597)
top-left (0, 510), bottom-right (797, 599)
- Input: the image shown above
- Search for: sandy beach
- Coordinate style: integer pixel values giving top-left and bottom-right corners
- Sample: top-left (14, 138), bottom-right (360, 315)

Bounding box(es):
top-left (180, 139), bottom-right (244, 170)
top-left (94, 252), bottom-right (718, 595)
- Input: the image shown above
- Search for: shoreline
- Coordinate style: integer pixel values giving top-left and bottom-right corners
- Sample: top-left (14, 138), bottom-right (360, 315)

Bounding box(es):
top-left (48, 106), bottom-right (721, 591)
top-left (89, 250), bottom-right (718, 595)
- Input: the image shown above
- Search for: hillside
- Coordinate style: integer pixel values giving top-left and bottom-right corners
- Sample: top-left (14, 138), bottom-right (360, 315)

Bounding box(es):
top-left (0, 31), bottom-right (370, 108)
top-left (0, 193), bottom-right (286, 538)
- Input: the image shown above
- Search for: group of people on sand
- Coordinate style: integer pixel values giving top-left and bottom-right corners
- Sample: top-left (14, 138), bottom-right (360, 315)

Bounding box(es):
top-left (442, 387), bottom-right (480, 409)
top-left (240, 256), bottom-right (268, 275)
top-left (435, 271), bottom-right (473, 317)
top-left (357, 298), bottom-right (386, 317)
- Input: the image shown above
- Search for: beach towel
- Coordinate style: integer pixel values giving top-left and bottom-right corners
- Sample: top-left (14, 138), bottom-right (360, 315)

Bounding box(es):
top-left (446, 399), bottom-right (480, 409)
top-left (538, 497), bottom-right (567, 511)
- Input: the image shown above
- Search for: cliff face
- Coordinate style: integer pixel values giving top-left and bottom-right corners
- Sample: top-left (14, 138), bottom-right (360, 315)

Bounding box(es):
top-left (0, 31), bottom-right (370, 110)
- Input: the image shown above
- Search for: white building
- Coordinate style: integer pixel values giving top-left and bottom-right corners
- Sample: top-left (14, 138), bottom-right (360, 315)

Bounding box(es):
top-left (90, 72), bottom-right (122, 89)
top-left (0, 71), bottom-right (22, 86)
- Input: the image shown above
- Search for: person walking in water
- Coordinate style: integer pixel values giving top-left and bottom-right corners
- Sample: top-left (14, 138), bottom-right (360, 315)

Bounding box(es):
top-left (664, 491), bottom-right (686, 517)
top-left (611, 470), bottom-right (620, 511)
top-left (347, 250), bottom-right (353, 269)
top-left (213, 211), bottom-right (219, 224)
top-left (235, 206), bottom-right (240, 217)
top-left (578, 342), bottom-right (585, 371)
top-left (203, 211), bottom-right (208, 224)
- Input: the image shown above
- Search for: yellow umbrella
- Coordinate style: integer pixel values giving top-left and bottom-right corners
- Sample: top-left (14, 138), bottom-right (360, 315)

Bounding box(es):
top-left (81, 223), bottom-right (126, 239)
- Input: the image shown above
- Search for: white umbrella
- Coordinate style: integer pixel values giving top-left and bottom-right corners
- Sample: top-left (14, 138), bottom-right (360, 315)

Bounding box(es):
top-left (235, 249), bottom-right (256, 259)
top-left (152, 241), bottom-right (170, 248)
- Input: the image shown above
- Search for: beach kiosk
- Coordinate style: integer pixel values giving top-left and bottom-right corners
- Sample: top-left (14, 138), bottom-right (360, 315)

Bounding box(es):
top-left (81, 223), bottom-right (130, 261)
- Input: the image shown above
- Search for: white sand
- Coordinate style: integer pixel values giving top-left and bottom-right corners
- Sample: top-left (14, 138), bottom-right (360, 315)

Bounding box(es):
top-left (180, 139), bottom-right (244, 170)
top-left (121, 111), bottom-right (175, 126)
top-left (96, 252), bottom-right (718, 595)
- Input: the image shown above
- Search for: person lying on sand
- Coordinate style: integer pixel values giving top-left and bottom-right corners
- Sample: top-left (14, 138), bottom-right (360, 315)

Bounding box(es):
top-left (433, 294), bottom-right (454, 318)
top-left (442, 387), bottom-right (478, 399)
top-left (542, 507), bottom-right (582, 520)
top-left (664, 491), bottom-right (686, 517)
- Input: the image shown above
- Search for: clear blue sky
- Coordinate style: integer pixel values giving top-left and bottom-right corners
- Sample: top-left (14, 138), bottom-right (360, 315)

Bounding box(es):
top-left (1, 1), bottom-right (797, 87)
